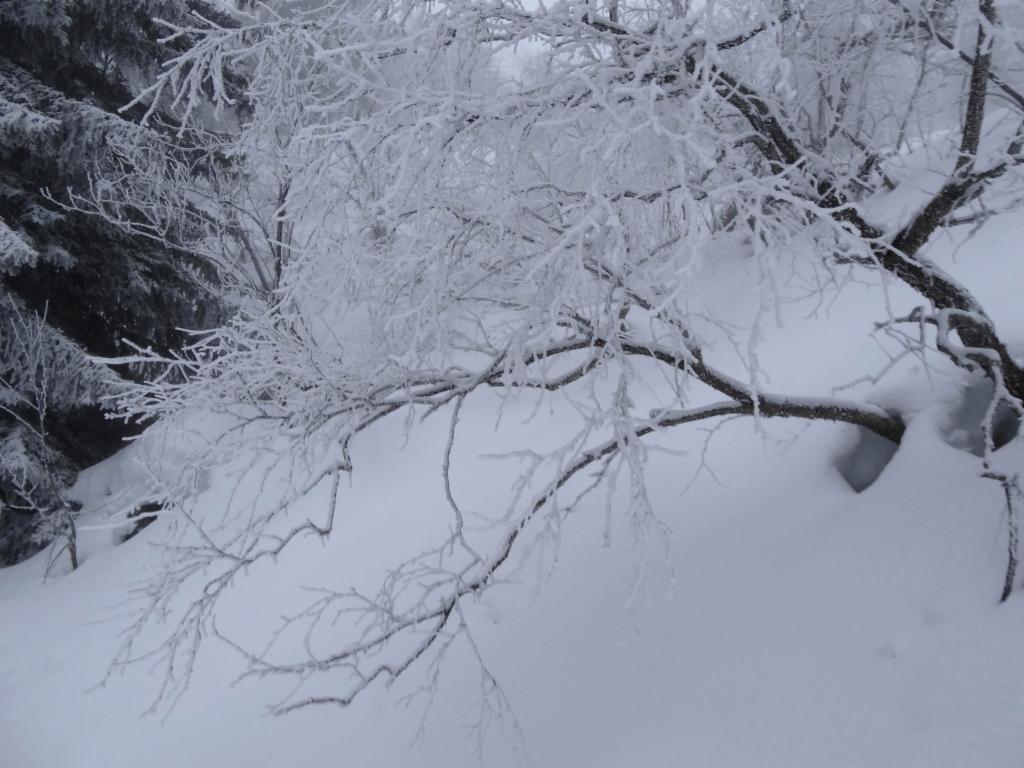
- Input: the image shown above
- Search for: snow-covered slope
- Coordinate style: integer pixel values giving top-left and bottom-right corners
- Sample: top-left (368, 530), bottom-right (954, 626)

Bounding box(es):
top-left (3, 209), bottom-right (1024, 767)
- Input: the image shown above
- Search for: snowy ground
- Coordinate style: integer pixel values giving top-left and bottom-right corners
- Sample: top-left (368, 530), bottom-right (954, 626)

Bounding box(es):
top-left (3, 207), bottom-right (1024, 767)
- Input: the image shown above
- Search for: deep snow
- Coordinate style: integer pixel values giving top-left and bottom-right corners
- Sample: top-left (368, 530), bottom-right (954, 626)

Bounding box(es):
top-left (3, 207), bottom-right (1024, 767)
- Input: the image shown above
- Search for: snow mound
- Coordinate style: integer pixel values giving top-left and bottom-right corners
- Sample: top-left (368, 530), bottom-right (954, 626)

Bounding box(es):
top-left (3, 208), bottom-right (1024, 768)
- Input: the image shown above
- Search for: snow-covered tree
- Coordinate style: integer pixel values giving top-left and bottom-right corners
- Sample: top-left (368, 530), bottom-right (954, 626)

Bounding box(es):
top-left (108, 0), bottom-right (1024, 729)
top-left (0, 0), bottom-right (235, 564)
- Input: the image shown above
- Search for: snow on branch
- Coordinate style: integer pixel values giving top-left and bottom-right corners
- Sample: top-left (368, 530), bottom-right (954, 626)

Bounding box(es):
top-left (101, 0), bottom-right (1024, 735)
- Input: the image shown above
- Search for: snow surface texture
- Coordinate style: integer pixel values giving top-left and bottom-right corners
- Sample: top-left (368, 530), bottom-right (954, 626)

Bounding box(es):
top-left (3, 215), bottom-right (1024, 767)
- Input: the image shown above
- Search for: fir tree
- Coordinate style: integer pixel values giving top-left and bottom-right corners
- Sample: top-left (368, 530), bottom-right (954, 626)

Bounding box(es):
top-left (0, 0), bottom-right (235, 565)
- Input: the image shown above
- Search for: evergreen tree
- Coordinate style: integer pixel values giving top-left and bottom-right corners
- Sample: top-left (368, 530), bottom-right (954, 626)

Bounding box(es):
top-left (0, 0), bottom-right (235, 565)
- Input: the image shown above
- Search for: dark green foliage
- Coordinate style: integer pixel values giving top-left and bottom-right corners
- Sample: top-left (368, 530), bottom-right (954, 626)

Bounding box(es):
top-left (0, 0), bottom-right (232, 564)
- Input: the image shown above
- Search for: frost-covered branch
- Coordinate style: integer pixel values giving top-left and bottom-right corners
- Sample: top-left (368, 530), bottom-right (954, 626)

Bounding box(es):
top-left (101, 0), bottom-right (1024, 732)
